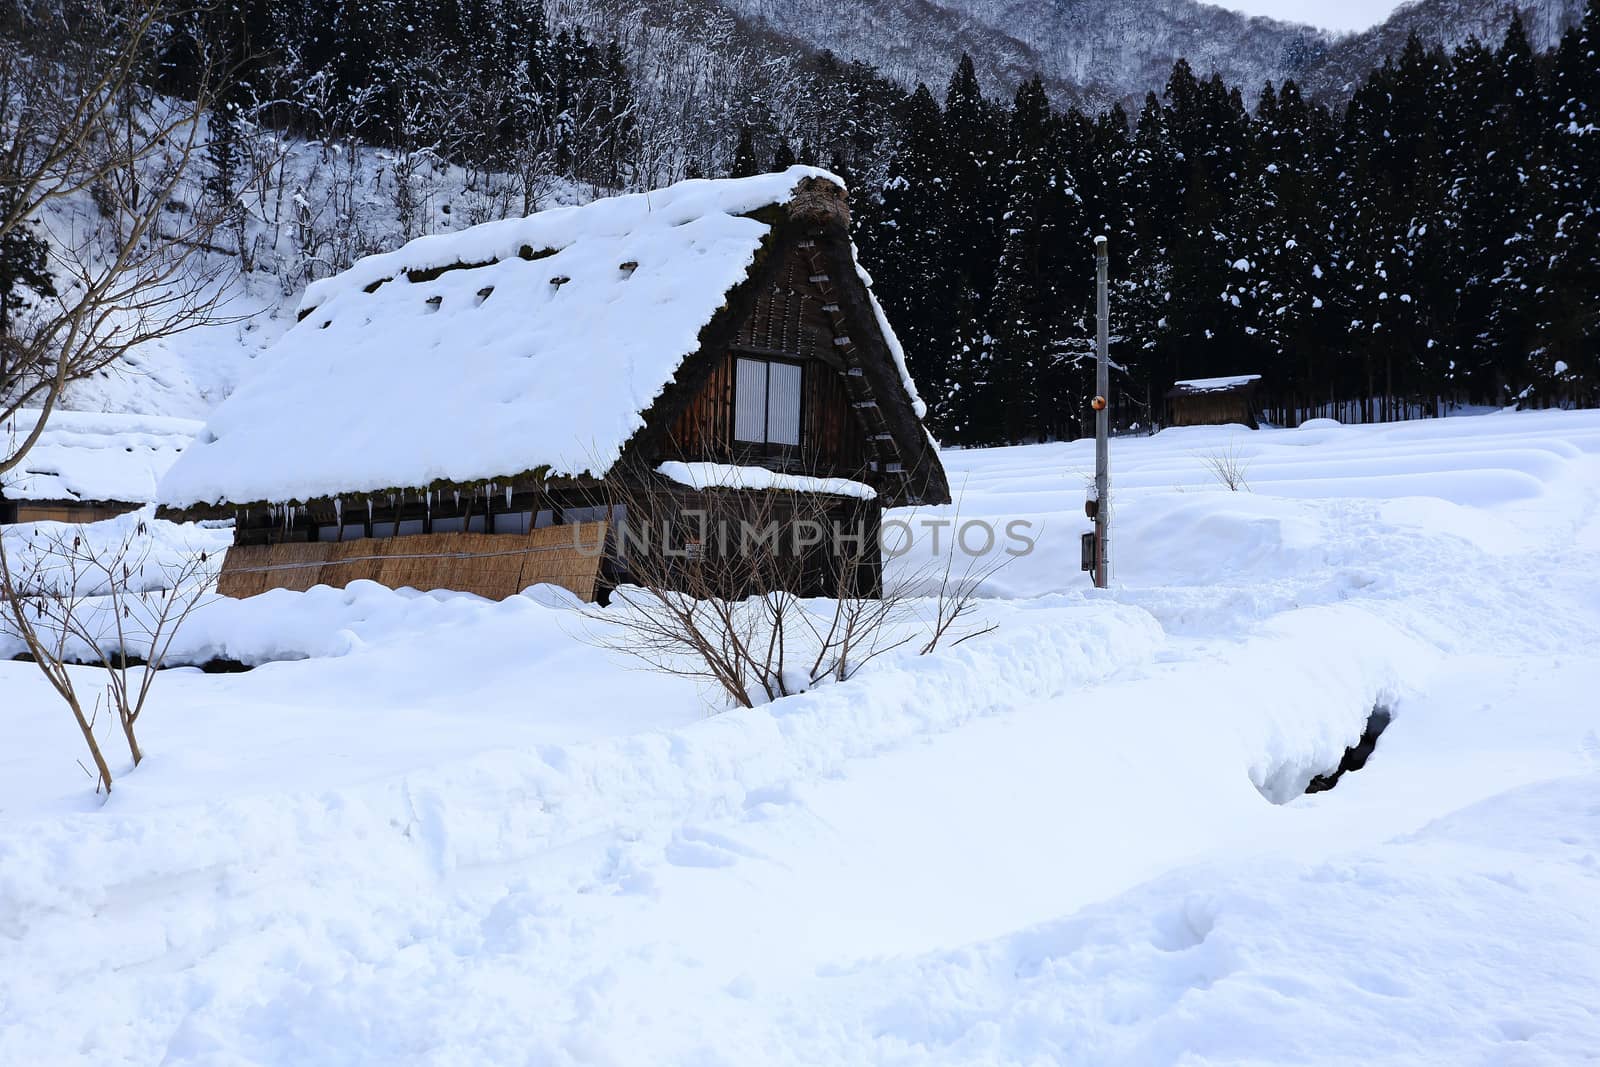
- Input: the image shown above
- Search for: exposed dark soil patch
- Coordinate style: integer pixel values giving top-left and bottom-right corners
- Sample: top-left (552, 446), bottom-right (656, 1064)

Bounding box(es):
top-left (10, 651), bottom-right (254, 673)
top-left (1306, 706), bottom-right (1393, 794)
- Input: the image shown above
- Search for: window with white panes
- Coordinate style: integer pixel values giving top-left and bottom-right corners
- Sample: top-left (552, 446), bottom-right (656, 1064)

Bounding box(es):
top-left (733, 356), bottom-right (802, 447)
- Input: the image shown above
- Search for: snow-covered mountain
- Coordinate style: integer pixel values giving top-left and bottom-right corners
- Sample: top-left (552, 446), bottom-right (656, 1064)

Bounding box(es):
top-left (714, 0), bottom-right (1585, 105)
top-left (716, 0), bottom-right (1329, 107)
top-left (1304, 0), bottom-right (1587, 95)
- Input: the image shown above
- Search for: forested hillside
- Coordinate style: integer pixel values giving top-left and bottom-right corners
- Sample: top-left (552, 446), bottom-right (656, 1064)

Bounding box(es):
top-left (1304, 0), bottom-right (1585, 94)
top-left (4, 0), bottom-right (1597, 443)
top-left (714, 0), bottom-right (1587, 108)
top-left (713, 0), bottom-right (1324, 108)
top-left (716, 0), bottom-right (1331, 109)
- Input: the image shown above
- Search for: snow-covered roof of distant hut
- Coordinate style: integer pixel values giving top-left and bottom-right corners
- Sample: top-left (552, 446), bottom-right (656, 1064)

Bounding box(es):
top-left (2, 409), bottom-right (202, 504)
top-left (1167, 374), bottom-right (1262, 397)
top-left (159, 167), bottom-right (926, 509)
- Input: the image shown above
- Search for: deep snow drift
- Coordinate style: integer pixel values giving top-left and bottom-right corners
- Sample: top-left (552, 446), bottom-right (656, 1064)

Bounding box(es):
top-left (3, 410), bottom-right (1599, 1065)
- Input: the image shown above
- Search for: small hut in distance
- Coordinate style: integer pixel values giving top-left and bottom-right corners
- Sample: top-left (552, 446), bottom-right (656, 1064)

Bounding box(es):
top-left (1165, 374), bottom-right (1262, 430)
top-left (2, 409), bottom-right (201, 524)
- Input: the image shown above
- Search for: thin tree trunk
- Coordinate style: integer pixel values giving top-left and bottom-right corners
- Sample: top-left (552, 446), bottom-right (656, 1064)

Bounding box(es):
top-left (120, 715), bottom-right (142, 767)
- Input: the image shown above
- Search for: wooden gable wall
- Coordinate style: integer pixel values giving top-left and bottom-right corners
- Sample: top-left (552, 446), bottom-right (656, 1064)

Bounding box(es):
top-left (1166, 388), bottom-right (1261, 429)
top-left (619, 180), bottom-right (951, 508)
top-left (664, 352), bottom-right (869, 475)
top-left (663, 238), bottom-right (868, 477)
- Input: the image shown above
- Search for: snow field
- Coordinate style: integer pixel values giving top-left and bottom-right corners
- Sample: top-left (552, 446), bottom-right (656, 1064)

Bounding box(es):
top-left (2, 408), bottom-right (1599, 1064)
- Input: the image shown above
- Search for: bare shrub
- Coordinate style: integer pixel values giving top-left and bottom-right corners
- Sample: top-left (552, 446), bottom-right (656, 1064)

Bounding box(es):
top-left (0, 4), bottom-right (236, 793)
top-left (0, 518), bottom-right (218, 793)
top-left (575, 463), bottom-right (1003, 710)
top-left (1200, 441), bottom-right (1252, 491)
top-left (573, 466), bottom-right (910, 708)
top-left (917, 522), bottom-right (1006, 655)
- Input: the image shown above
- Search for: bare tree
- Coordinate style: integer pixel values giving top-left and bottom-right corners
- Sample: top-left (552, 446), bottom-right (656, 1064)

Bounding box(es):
top-left (0, 1), bottom-right (235, 472)
top-left (0, 518), bottom-right (218, 793)
top-left (0, 3), bottom-right (234, 794)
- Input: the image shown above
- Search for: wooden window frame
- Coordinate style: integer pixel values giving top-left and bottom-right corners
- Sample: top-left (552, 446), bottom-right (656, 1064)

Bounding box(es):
top-left (730, 349), bottom-right (807, 461)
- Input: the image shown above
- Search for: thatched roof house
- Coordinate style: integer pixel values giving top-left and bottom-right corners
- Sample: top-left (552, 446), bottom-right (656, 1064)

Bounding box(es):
top-left (2, 409), bottom-right (201, 524)
top-left (160, 167), bottom-right (949, 602)
top-left (1165, 374), bottom-right (1262, 430)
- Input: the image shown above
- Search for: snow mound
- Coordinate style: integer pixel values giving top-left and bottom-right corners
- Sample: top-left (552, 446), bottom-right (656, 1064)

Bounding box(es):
top-left (1121, 492), bottom-right (1327, 584)
top-left (0, 595), bottom-right (1165, 919)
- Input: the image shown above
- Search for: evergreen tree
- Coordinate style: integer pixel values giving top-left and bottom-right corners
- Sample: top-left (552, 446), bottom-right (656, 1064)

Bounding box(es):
top-left (595, 40), bottom-right (637, 187)
top-left (1472, 16), bottom-right (1545, 399)
top-left (943, 281), bottom-right (992, 442)
top-left (940, 55), bottom-right (1004, 271)
top-left (1122, 91), bottom-right (1180, 416)
top-left (984, 77), bottom-right (1089, 441)
top-left (987, 77), bottom-right (1054, 442)
top-left (1442, 34), bottom-right (1507, 400)
top-left (1155, 61), bottom-right (1255, 383)
top-left (939, 55), bottom-right (1006, 437)
top-left (730, 125), bottom-right (759, 178)
top-left (1536, 0), bottom-right (1600, 403)
top-left (1243, 80), bottom-right (1339, 422)
top-left (869, 85), bottom-right (953, 431)
top-left (0, 192), bottom-right (54, 339)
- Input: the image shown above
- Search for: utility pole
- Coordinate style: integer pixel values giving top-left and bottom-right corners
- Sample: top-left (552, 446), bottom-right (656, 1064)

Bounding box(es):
top-left (1092, 235), bottom-right (1110, 589)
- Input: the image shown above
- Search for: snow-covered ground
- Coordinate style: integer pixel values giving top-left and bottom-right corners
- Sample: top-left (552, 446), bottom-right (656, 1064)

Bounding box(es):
top-left (3, 410), bottom-right (1599, 1064)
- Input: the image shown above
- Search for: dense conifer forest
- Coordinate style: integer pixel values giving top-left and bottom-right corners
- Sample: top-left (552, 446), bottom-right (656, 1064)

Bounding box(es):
top-left (860, 9), bottom-right (1600, 440)
top-left (7, 0), bottom-right (1599, 442)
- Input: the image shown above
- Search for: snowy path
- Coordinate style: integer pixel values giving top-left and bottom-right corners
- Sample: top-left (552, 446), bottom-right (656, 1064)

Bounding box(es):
top-left (3, 411), bottom-right (1600, 1064)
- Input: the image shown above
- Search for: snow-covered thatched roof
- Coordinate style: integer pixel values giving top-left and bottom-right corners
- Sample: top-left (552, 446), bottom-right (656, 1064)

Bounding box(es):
top-left (2, 409), bottom-right (202, 505)
top-left (160, 167), bottom-right (921, 509)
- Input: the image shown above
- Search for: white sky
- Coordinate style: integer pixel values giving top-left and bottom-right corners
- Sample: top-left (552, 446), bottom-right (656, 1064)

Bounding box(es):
top-left (1210, 0), bottom-right (1405, 34)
